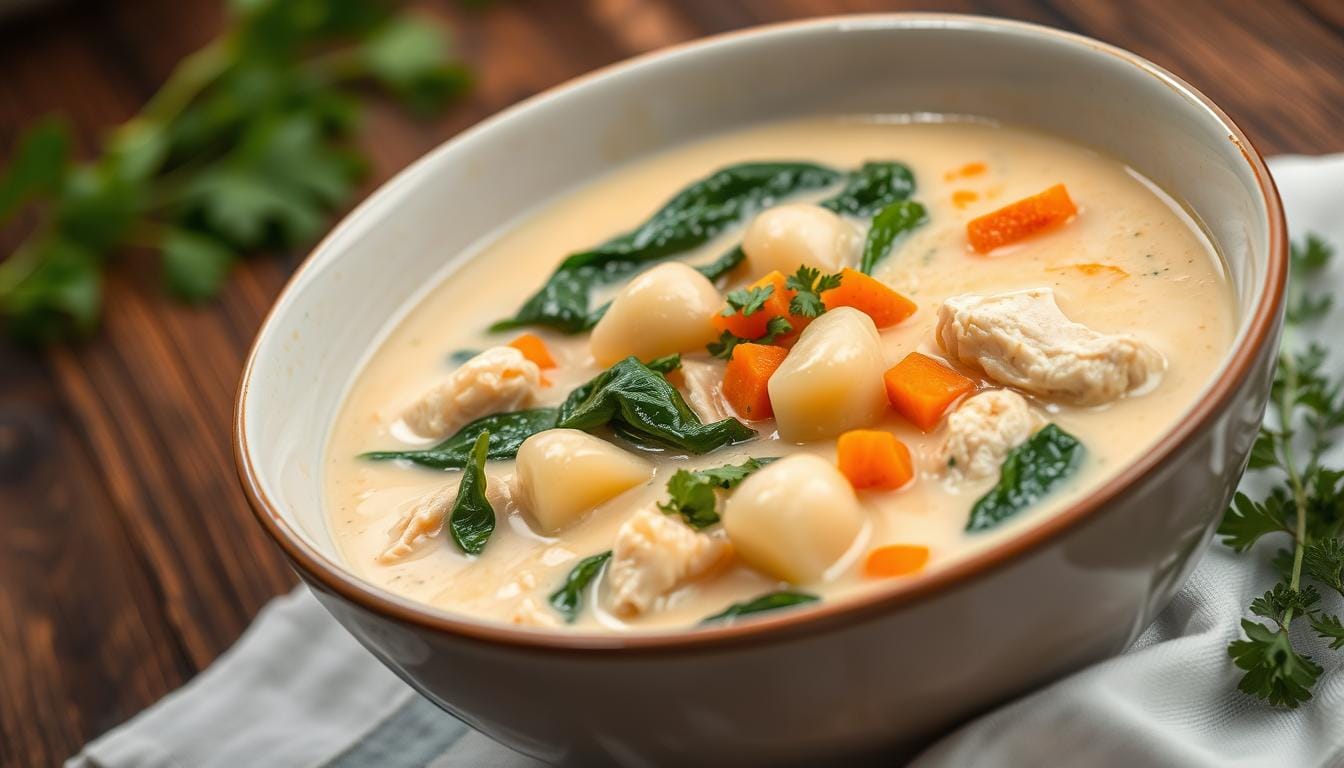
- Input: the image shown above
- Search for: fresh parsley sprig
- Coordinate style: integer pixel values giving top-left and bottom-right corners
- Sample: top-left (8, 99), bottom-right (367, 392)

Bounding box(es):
top-left (707, 316), bottom-right (792, 360)
top-left (1219, 233), bottom-right (1344, 708)
top-left (721, 284), bottom-right (773, 317)
top-left (0, 0), bottom-right (471, 342)
top-left (657, 457), bottom-right (775, 528)
top-left (786, 265), bottom-right (843, 318)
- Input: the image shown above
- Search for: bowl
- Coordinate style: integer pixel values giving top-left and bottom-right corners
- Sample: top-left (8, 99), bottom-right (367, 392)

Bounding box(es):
top-left (235, 14), bottom-right (1286, 765)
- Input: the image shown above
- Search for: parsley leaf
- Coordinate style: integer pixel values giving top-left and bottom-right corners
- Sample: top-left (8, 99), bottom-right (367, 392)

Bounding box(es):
top-left (722, 284), bottom-right (773, 317)
top-left (1217, 490), bottom-right (1292, 552)
top-left (1310, 612), bottom-right (1344, 650)
top-left (657, 457), bottom-right (776, 528)
top-left (706, 316), bottom-right (792, 360)
top-left (1228, 619), bottom-right (1323, 708)
top-left (786, 265), bottom-right (843, 318)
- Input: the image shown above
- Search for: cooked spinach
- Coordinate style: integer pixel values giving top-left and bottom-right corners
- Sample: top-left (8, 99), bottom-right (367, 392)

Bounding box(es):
top-left (860, 200), bottom-right (927, 274)
top-left (361, 408), bottom-right (558, 469)
top-left (820, 161), bottom-right (916, 216)
top-left (657, 457), bottom-right (776, 528)
top-left (701, 590), bottom-right (819, 624)
top-left (696, 245), bottom-right (747, 282)
top-left (965, 424), bottom-right (1085, 532)
top-left (557, 356), bottom-right (755, 454)
top-left (644, 353), bottom-right (682, 374)
top-left (448, 431), bottom-right (495, 555)
top-left (548, 550), bottom-right (612, 622)
top-left (492, 162), bottom-right (842, 333)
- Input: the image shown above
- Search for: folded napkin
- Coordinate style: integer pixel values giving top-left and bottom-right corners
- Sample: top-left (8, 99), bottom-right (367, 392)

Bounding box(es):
top-left (69, 156), bottom-right (1344, 768)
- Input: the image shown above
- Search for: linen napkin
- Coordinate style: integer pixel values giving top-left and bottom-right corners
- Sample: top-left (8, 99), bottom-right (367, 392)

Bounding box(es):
top-left (68, 156), bottom-right (1344, 768)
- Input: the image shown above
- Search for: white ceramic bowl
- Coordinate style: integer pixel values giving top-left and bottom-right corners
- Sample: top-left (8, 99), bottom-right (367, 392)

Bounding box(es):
top-left (237, 15), bottom-right (1285, 765)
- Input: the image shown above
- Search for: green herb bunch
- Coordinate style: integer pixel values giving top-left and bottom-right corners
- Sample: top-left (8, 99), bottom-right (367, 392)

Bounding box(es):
top-left (1220, 234), bottom-right (1344, 707)
top-left (0, 0), bottom-right (470, 342)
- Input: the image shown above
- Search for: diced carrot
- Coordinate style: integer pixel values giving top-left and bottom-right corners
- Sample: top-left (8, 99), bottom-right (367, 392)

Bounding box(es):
top-left (836, 429), bottom-right (914, 490)
top-left (821, 268), bottom-right (917, 329)
top-left (863, 544), bottom-right (930, 578)
top-left (711, 271), bottom-right (809, 344)
top-left (508, 333), bottom-right (557, 369)
top-left (883, 352), bottom-right (976, 431)
top-left (722, 343), bottom-right (788, 420)
top-left (1047, 263), bottom-right (1129, 279)
top-left (966, 184), bottom-right (1077, 254)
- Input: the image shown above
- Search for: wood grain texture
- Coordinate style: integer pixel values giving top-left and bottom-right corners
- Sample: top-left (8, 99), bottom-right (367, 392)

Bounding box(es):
top-left (0, 0), bottom-right (1338, 764)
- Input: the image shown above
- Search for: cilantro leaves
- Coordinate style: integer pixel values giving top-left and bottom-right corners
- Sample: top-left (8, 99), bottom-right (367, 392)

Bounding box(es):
top-left (786, 266), bottom-right (843, 318)
top-left (707, 316), bottom-right (792, 360)
top-left (657, 457), bottom-right (776, 528)
top-left (0, 0), bottom-right (470, 342)
top-left (722, 284), bottom-right (774, 317)
top-left (1219, 233), bottom-right (1344, 708)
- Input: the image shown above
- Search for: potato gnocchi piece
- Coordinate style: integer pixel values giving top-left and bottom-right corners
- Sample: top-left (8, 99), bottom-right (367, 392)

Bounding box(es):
top-left (379, 476), bottom-right (513, 563)
top-left (402, 346), bottom-right (541, 439)
top-left (940, 390), bottom-right (1041, 479)
top-left (513, 429), bottom-right (654, 533)
top-left (936, 288), bottom-right (1164, 405)
top-left (589, 262), bottom-right (722, 366)
top-left (768, 307), bottom-right (889, 442)
top-left (607, 508), bottom-right (731, 616)
top-left (742, 203), bottom-right (855, 275)
top-left (722, 454), bottom-right (866, 583)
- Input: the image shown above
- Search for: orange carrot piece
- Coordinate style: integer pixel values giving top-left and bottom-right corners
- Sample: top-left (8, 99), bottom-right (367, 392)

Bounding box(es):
top-left (863, 544), bottom-right (930, 578)
top-left (836, 429), bottom-right (914, 490)
top-left (712, 271), bottom-right (809, 344)
top-left (883, 352), bottom-right (976, 431)
top-left (966, 184), bottom-right (1077, 254)
top-left (821, 268), bottom-right (917, 329)
top-left (722, 343), bottom-right (788, 420)
top-left (508, 333), bottom-right (557, 369)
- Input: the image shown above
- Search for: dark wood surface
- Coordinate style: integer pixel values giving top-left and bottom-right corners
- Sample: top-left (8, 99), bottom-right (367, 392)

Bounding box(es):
top-left (0, 1), bottom-right (1339, 764)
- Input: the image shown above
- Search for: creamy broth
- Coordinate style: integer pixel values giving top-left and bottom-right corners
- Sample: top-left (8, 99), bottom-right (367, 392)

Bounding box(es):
top-left (323, 118), bottom-right (1235, 632)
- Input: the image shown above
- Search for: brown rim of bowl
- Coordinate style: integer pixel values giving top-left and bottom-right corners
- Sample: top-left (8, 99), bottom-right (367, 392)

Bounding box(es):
top-left (234, 13), bottom-right (1288, 655)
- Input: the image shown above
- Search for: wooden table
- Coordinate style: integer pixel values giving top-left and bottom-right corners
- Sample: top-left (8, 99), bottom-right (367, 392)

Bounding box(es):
top-left (0, 1), bottom-right (1339, 764)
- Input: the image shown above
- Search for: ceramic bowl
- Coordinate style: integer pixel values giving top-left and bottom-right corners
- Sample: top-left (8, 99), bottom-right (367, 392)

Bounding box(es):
top-left (236, 14), bottom-right (1286, 765)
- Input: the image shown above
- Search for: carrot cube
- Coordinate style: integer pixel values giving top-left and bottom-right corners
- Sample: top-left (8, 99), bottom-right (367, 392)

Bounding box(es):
top-left (722, 343), bottom-right (788, 420)
top-left (966, 184), bottom-right (1077, 254)
top-left (711, 271), bottom-right (809, 344)
top-left (863, 544), bottom-right (930, 578)
top-left (508, 333), bottom-right (557, 369)
top-left (883, 352), bottom-right (976, 431)
top-left (836, 429), bottom-right (914, 490)
top-left (821, 268), bottom-right (917, 328)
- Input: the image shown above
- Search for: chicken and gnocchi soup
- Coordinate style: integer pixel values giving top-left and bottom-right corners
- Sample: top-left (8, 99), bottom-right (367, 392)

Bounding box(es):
top-left (324, 118), bottom-right (1235, 632)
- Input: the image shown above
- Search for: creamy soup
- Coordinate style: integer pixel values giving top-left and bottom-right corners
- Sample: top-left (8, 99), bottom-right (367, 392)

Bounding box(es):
top-left (324, 118), bottom-right (1235, 632)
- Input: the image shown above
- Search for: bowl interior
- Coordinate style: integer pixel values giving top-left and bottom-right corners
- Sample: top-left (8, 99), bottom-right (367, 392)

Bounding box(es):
top-left (239, 16), bottom-right (1273, 610)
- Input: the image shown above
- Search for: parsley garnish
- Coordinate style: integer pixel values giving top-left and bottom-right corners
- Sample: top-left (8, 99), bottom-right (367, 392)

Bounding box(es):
top-left (786, 266), bottom-right (843, 318)
top-left (1219, 232), bottom-right (1344, 708)
top-left (657, 457), bottom-right (776, 528)
top-left (0, 1), bottom-right (471, 342)
top-left (721, 284), bottom-right (774, 317)
top-left (707, 316), bottom-right (792, 360)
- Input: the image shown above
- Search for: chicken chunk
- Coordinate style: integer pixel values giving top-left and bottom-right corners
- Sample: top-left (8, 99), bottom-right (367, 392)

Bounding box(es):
top-left (607, 508), bottom-right (730, 616)
top-left (379, 475), bottom-right (513, 563)
top-left (507, 597), bottom-right (559, 628)
top-left (402, 346), bottom-right (541, 439)
top-left (936, 288), bottom-right (1163, 405)
top-left (940, 390), bottom-right (1040, 479)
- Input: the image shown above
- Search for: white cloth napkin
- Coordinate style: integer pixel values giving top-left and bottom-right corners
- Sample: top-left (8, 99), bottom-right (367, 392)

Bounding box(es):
top-left (69, 156), bottom-right (1344, 768)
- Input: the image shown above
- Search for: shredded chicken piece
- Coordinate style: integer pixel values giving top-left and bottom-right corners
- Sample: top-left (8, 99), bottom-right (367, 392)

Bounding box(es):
top-left (679, 358), bottom-right (732, 423)
top-left (940, 390), bottom-right (1040, 479)
top-left (607, 508), bottom-right (730, 616)
top-left (379, 475), bottom-right (513, 563)
top-left (401, 346), bottom-right (541, 439)
top-left (936, 288), bottom-right (1164, 405)
top-left (508, 597), bottom-right (559, 628)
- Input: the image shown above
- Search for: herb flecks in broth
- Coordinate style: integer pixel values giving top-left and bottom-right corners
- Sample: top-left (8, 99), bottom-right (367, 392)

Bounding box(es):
top-left (549, 550), bottom-right (613, 623)
top-left (965, 424), bottom-right (1085, 532)
top-left (363, 408), bottom-right (559, 469)
top-left (558, 356), bottom-right (755, 454)
top-left (658, 457), bottom-right (777, 529)
top-left (701, 590), bottom-right (820, 624)
top-left (449, 432), bottom-right (496, 554)
top-left (492, 162), bottom-right (843, 333)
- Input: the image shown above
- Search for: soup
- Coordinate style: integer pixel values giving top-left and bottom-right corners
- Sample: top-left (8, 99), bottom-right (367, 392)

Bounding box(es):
top-left (323, 117), bottom-right (1235, 632)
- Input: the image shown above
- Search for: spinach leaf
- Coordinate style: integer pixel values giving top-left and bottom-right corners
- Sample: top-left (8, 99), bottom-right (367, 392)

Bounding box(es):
top-left (966, 424), bottom-right (1085, 532)
top-left (492, 163), bottom-right (842, 333)
top-left (860, 200), bottom-right (927, 274)
top-left (449, 431), bottom-right (495, 555)
top-left (701, 591), bottom-right (819, 624)
top-left (548, 550), bottom-right (612, 622)
top-left (696, 245), bottom-right (746, 282)
top-left (644, 353), bottom-right (682, 374)
top-left (361, 408), bottom-right (558, 469)
top-left (558, 356), bottom-right (755, 454)
top-left (658, 457), bottom-right (777, 528)
top-left (820, 161), bottom-right (916, 216)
